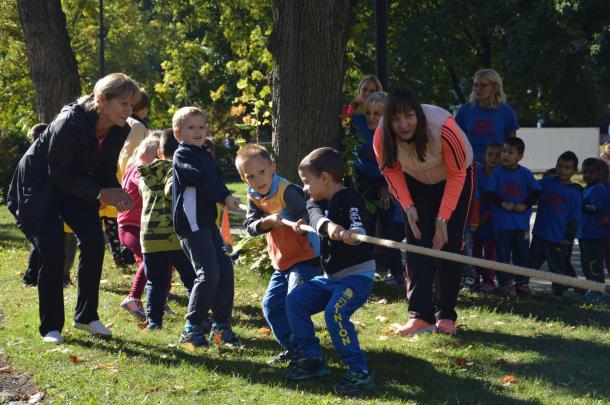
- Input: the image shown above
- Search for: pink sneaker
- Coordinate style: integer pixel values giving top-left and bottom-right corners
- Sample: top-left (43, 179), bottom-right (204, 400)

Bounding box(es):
top-left (396, 318), bottom-right (436, 336)
top-left (436, 319), bottom-right (457, 335)
top-left (120, 297), bottom-right (146, 321)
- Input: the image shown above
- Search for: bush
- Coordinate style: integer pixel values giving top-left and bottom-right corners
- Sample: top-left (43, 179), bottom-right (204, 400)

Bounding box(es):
top-left (0, 130), bottom-right (29, 203)
top-left (232, 234), bottom-right (273, 275)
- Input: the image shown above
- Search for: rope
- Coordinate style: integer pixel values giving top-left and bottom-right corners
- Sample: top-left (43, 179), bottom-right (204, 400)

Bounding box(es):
top-left (235, 204), bottom-right (610, 295)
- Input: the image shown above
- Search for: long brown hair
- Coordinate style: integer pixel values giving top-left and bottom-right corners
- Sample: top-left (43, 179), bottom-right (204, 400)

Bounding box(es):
top-left (380, 88), bottom-right (428, 170)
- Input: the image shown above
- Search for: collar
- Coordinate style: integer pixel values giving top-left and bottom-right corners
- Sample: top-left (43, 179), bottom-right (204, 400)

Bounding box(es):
top-left (248, 174), bottom-right (280, 199)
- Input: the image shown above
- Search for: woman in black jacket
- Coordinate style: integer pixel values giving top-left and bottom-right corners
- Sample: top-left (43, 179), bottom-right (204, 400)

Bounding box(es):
top-left (9, 73), bottom-right (140, 343)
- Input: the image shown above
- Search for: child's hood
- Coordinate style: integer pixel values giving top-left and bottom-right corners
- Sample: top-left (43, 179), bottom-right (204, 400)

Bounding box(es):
top-left (138, 159), bottom-right (173, 188)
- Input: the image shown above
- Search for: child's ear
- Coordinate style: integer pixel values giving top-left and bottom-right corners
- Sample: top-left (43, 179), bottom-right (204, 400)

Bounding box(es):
top-left (271, 161), bottom-right (277, 173)
top-left (173, 129), bottom-right (182, 142)
top-left (320, 171), bottom-right (330, 185)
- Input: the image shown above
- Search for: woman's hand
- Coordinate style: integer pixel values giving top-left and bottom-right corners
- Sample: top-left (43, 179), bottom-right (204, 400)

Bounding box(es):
top-left (100, 188), bottom-right (133, 211)
top-left (432, 217), bottom-right (448, 250)
top-left (224, 195), bottom-right (240, 211)
top-left (405, 205), bottom-right (422, 239)
top-left (378, 186), bottom-right (391, 210)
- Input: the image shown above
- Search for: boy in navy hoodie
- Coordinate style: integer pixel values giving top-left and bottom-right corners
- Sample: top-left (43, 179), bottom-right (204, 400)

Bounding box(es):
top-left (486, 137), bottom-right (541, 296)
top-left (171, 106), bottom-right (241, 347)
top-left (530, 152), bottom-right (582, 297)
top-left (286, 147), bottom-right (375, 394)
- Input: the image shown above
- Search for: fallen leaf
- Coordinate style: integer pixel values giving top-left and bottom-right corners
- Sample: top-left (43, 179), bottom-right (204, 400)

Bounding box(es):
top-left (68, 354), bottom-right (82, 364)
top-left (100, 279), bottom-right (108, 284)
top-left (28, 392), bottom-right (44, 404)
top-left (213, 332), bottom-right (223, 345)
top-left (47, 347), bottom-right (70, 354)
top-left (258, 327), bottom-right (272, 336)
top-left (167, 344), bottom-right (177, 349)
top-left (375, 298), bottom-right (388, 305)
top-left (352, 320), bottom-right (366, 329)
top-left (97, 363), bottom-right (118, 370)
top-left (137, 323), bottom-right (147, 330)
top-left (502, 375), bottom-right (519, 386)
top-left (378, 335), bottom-right (389, 341)
top-left (375, 315), bottom-right (388, 323)
top-left (105, 323), bottom-right (114, 329)
top-left (453, 358), bottom-right (466, 367)
top-left (494, 321), bottom-right (505, 326)
top-left (182, 342), bottom-right (196, 353)
top-left (173, 385), bottom-right (184, 390)
top-left (259, 367), bottom-right (275, 374)
top-left (0, 366), bottom-right (11, 373)
top-left (250, 293), bottom-right (260, 299)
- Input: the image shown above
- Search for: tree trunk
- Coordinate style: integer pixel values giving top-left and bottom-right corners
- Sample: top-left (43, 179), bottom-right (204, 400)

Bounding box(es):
top-left (17, 0), bottom-right (81, 123)
top-left (269, 0), bottom-right (352, 183)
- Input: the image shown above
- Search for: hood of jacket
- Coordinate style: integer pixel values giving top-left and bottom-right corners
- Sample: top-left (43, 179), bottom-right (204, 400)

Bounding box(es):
top-left (138, 159), bottom-right (172, 189)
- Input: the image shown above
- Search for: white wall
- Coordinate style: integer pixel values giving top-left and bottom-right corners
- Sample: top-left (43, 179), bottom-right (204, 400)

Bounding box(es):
top-left (519, 128), bottom-right (599, 172)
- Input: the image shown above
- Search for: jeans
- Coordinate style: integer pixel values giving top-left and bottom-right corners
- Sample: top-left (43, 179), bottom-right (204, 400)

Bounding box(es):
top-left (494, 229), bottom-right (530, 287)
top-left (287, 275), bottom-right (373, 372)
top-left (180, 227), bottom-right (234, 326)
top-left (579, 238), bottom-right (606, 283)
top-left (529, 236), bottom-right (568, 295)
top-left (262, 262), bottom-right (321, 350)
top-left (143, 249), bottom-right (195, 325)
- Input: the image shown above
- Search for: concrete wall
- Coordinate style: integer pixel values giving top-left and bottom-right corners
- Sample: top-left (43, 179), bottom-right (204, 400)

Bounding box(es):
top-left (519, 128), bottom-right (599, 172)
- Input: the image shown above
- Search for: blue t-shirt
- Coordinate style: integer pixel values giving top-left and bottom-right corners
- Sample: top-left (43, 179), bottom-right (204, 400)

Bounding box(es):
top-left (455, 102), bottom-right (519, 163)
top-left (576, 182), bottom-right (609, 240)
top-left (475, 163), bottom-right (494, 238)
top-left (486, 165), bottom-right (541, 232)
top-left (351, 113), bottom-right (382, 179)
top-left (532, 176), bottom-right (582, 244)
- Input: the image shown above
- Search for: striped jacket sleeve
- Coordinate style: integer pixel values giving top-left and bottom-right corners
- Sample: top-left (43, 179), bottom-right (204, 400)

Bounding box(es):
top-left (439, 116), bottom-right (469, 220)
top-left (372, 126), bottom-right (414, 211)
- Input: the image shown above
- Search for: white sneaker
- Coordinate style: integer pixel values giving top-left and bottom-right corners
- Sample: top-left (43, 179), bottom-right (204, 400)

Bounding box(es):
top-left (42, 330), bottom-right (64, 344)
top-left (73, 320), bottom-right (112, 338)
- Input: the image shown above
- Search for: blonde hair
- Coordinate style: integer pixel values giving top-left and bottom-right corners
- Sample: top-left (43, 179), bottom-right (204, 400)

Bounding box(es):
top-left (357, 75), bottom-right (383, 97)
top-left (364, 91), bottom-right (387, 111)
top-left (126, 135), bottom-right (159, 169)
top-left (172, 106), bottom-right (205, 132)
top-left (235, 144), bottom-right (273, 178)
top-left (469, 68), bottom-right (506, 109)
top-left (78, 73), bottom-right (141, 112)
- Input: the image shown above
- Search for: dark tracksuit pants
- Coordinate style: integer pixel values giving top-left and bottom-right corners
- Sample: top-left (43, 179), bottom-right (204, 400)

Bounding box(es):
top-left (529, 236), bottom-right (569, 295)
top-left (180, 227), bottom-right (234, 326)
top-left (404, 166), bottom-right (473, 324)
top-left (579, 238), bottom-right (606, 283)
top-left (34, 194), bottom-right (105, 336)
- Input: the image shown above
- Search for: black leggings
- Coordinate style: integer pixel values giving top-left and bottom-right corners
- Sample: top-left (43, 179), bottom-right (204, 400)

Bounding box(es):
top-left (404, 165), bottom-right (474, 323)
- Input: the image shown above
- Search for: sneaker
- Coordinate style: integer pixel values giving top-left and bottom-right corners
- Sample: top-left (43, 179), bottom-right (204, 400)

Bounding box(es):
top-left (286, 356), bottom-right (330, 380)
top-left (120, 297), bottom-right (146, 321)
top-left (209, 323), bottom-right (243, 347)
top-left (179, 324), bottom-right (209, 348)
top-left (22, 278), bottom-right (36, 287)
top-left (73, 320), bottom-right (112, 339)
top-left (396, 318), bottom-right (436, 336)
top-left (268, 350), bottom-right (294, 364)
top-left (497, 284), bottom-right (517, 297)
top-left (333, 369), bottom-right (375, 394)
top-left (436, 319), bottom-right (457, 335)
top-left (42, 330), bottom-right (64, 344)
top-left (481, 282), bottom-right (496, 293)
top-left (163, 301), bottom-right (175, 316)
top-left (382, 274), bottom-right (398, 286)
top-left (147, 322), bottom-right (162, 331)
top-left (516, 283), bottom-right (532, 296)
top-left (462, 276), bottom-right (476, 290)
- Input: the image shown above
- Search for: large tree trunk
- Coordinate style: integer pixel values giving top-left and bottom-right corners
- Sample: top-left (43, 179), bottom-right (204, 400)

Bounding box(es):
top-left (269, 0), bottom-right (352, 183)
top-left (17, 0), bottom-right (81, 123)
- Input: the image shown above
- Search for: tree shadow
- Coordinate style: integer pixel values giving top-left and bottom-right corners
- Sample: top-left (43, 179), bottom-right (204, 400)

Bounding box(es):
top-left (0, 222), bottom-right (29, 250)
top-left (369, 282), bottom-right (407, 304)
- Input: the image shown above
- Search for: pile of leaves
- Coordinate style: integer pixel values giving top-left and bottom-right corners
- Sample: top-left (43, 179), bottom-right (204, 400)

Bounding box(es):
top-left (232, 234), bottom-right (273, 275)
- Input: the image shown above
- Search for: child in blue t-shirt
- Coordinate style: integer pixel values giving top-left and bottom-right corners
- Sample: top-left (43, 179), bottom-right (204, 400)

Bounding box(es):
top-left (577, 158), bottom-right (609, 285)
top-left (473, 143), bottom-right (502, 293)
top-left (530, 152), bottom-right (582, 297)
top-left (486, 137), bottom-right (541, 295)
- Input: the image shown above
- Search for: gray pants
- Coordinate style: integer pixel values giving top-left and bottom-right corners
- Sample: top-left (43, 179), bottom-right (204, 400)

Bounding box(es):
top-left (180, 227), bottom-right (234, 326)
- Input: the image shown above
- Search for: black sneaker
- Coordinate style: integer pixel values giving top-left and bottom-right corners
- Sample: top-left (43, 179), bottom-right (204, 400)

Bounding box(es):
top-left (180, 324), bottom-right (209, 348)
top-left (209, 323), bottom-right (243, 347)
top-left (267, 350), bottom-right (294, 364)
top-left (285, 356), bottom-right (330, 380)
top-left (333, 369), bottom-right (375, 394)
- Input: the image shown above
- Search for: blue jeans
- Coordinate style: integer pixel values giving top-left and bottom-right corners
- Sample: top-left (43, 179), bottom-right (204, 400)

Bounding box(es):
top-left (495, 230), bottom-right (530, 286)
top-left (180, 227), bottom-right (234, 326)
top-left (286, 275), bottom-right (373, 372)
top-left (262, 262), bottom-right (321, 350)
top-left (143, 249), bottom-right (196, 325)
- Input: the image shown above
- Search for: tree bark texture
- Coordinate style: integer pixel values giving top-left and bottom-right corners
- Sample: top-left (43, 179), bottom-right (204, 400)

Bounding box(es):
top-left (17, 0), bottom-right (81, 123)
top-left (269, 0), bottom-right (352, 183)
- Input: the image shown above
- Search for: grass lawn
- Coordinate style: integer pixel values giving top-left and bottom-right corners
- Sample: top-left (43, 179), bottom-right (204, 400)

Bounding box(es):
top-left (1, 203), bottom-right (610, 404)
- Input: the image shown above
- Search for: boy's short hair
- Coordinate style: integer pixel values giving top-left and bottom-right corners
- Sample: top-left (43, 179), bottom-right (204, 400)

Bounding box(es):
top-left (504, 137), bottom-right (525, 154)
top-left (160, 128), bottom-right (179, 158)
top-left (28, 123), bottom-right (48, 142)
top-left (363, 91), bottom-right (387, 111)
top-left (235, 144), bottom-right (273, 177)
top-left (172, 106), bottom-right (205, 132)
top-left (557, 151), bottom-right (578, 168)
top-left (485, 143), bottom-right (502, 153)
top-left (133, 88), bottom-right (150, 112)
top-left (582, 157), bottom-right (601, 169)
top-left (298, 147), bottom-right (344, 183)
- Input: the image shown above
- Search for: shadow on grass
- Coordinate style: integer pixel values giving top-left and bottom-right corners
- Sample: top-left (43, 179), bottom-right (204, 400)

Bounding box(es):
top-left (0, 222), bottom-right (29, 250)
top-left (457, 291), bottom-right (610, 328)
top-left (68, 335), bottom-right (535, 403)
top-left (458, 329), bottom-right (610, 399)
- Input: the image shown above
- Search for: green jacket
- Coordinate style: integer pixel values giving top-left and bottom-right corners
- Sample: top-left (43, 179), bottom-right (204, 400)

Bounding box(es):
top-left (138, 159), bottom-right (181, 253)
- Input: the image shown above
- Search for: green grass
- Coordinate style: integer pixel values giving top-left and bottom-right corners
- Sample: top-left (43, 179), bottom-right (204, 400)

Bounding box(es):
top-left (1, 205), bottom-right (610, 404)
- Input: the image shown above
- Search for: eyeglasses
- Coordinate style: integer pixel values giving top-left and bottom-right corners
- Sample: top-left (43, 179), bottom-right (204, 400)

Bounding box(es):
top-left (473, 82), bottom-right (491, 89)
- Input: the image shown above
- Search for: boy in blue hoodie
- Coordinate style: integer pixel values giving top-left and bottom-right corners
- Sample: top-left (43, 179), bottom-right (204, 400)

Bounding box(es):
top-left (171, 107), bottom-right (241, 347)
